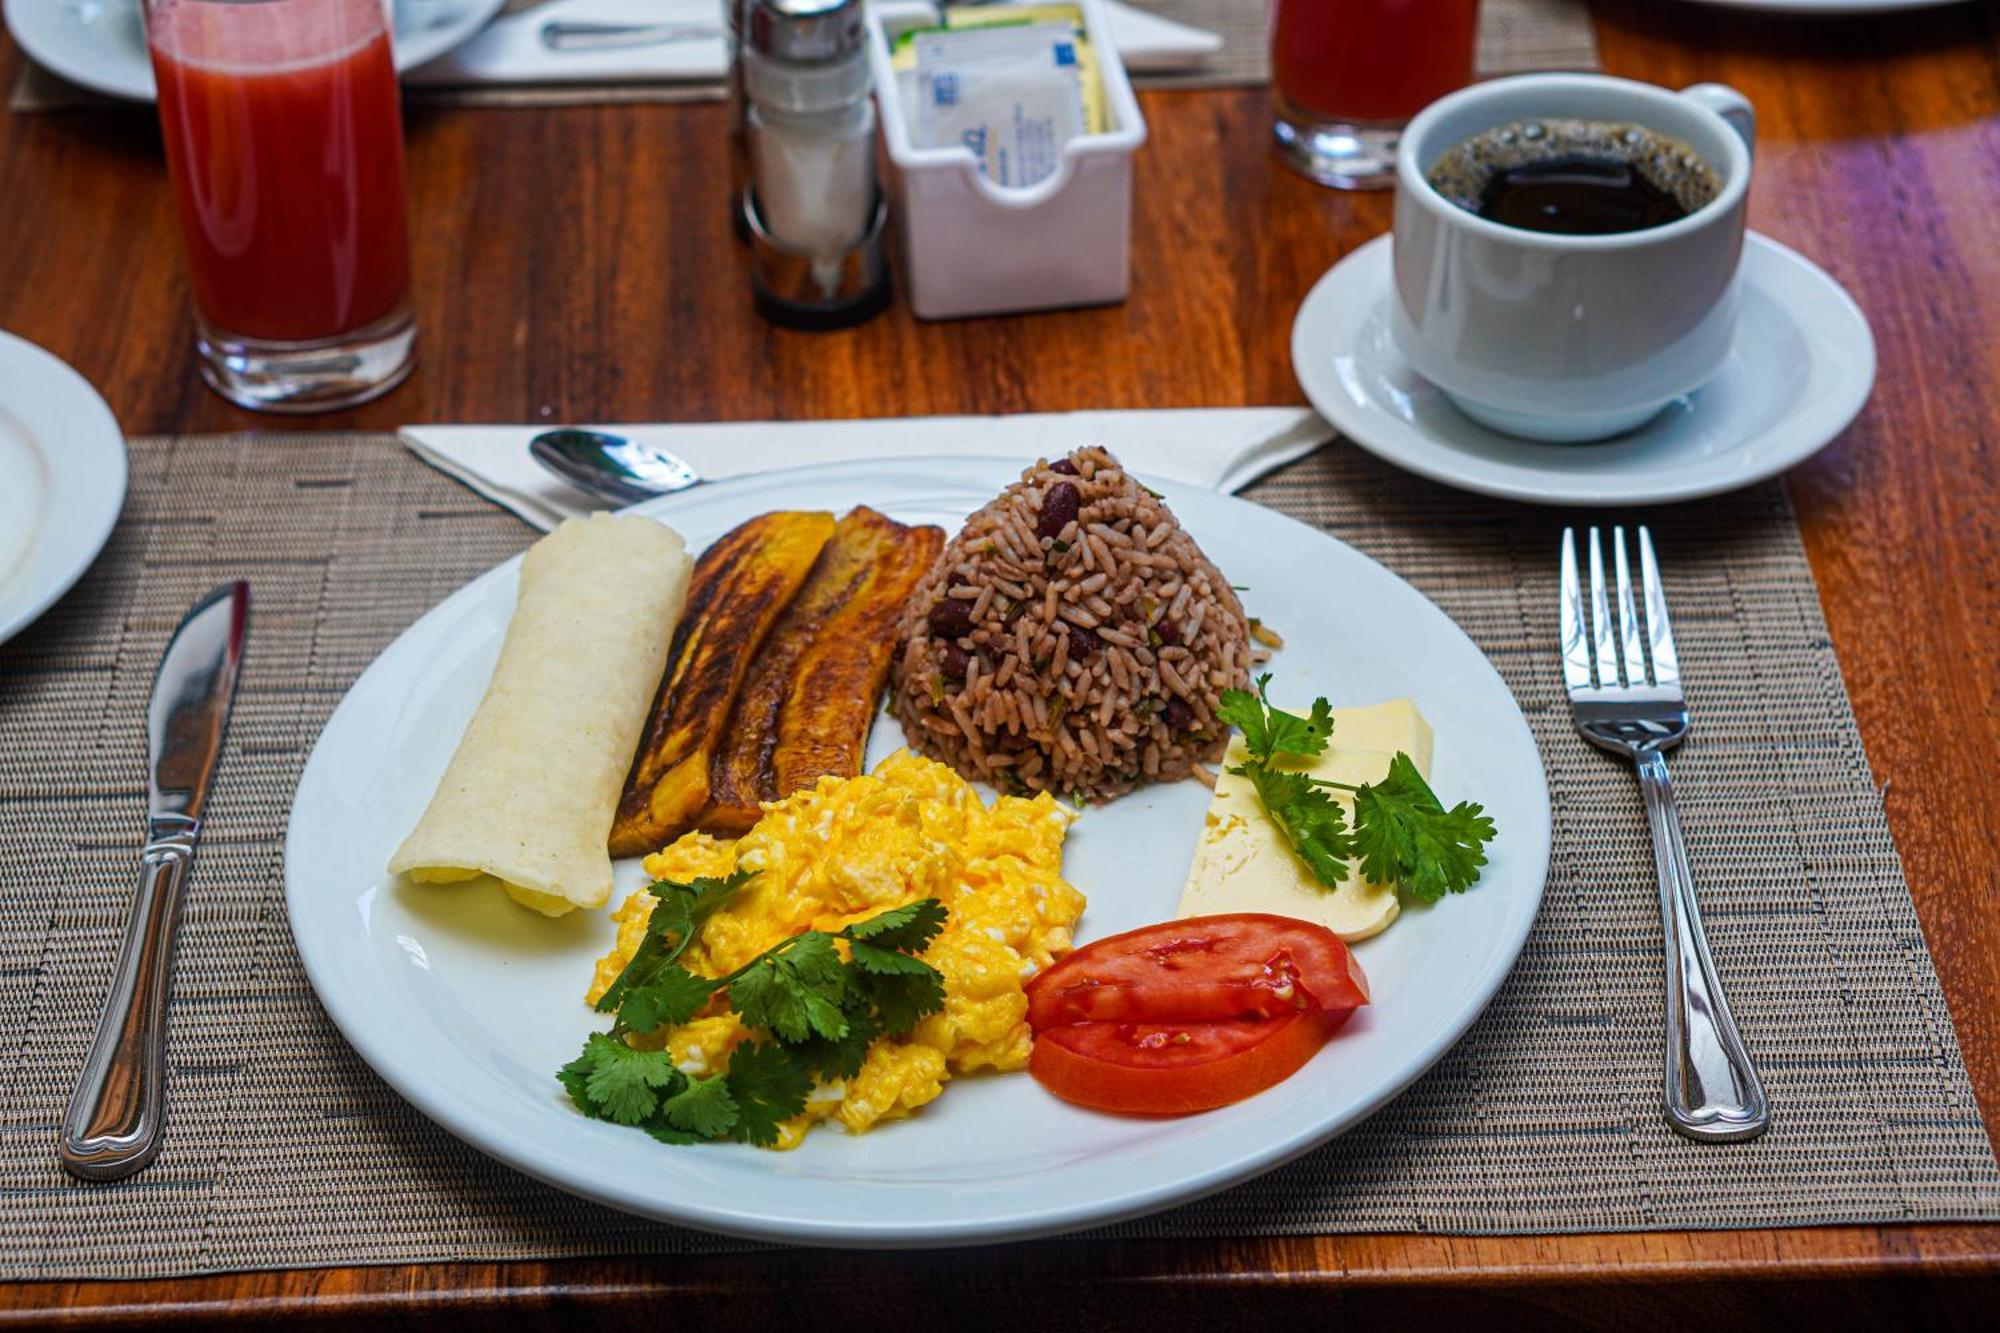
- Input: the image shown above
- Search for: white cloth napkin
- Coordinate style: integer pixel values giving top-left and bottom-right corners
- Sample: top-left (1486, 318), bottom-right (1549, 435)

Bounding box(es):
top-left (400, 410), bottom-right (1332, 531)
top-left (1098, 0), bottom-right (1223, 72)
top-left (403, 0), bottom-right (1220, 88)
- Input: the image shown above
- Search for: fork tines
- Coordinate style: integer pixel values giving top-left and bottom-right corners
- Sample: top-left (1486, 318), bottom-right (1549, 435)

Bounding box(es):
top-left (1560, 526), bottom-right (1682, 698)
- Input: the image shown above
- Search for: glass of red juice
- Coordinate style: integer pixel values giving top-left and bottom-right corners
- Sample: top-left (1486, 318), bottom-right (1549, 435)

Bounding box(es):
top-left (1271, 0), bottom-right (1481, 189)
top-left (147, 0), bottom-right (415, 412)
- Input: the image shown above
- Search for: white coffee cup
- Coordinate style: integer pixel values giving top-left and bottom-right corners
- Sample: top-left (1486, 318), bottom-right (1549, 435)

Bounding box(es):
top-left (1391, 74), bottom-right (1756, 442)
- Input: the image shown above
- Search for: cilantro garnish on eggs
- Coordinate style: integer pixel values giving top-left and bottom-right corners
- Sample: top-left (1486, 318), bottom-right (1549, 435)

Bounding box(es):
top-left (560, 877), bottom-right (948, 1147)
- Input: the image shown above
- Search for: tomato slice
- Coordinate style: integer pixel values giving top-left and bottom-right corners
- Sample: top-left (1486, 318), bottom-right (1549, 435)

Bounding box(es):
top-left (1029, 1008), bottom-right (1354, 1115)
top-left (1026, 913), bottom-right (1369, 1030)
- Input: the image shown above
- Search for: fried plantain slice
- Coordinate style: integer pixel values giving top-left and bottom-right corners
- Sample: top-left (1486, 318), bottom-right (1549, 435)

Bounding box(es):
top-left (702, 507), bottom-right (946, 835)
top-left (609, 510), bottom-right (834, 856)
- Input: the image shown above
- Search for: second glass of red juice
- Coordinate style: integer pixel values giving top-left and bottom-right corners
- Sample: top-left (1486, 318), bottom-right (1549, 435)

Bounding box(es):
top-left (148, 0), bottom-right (415, 412)
top-left (1271, 0), bottom-right (1481, 190)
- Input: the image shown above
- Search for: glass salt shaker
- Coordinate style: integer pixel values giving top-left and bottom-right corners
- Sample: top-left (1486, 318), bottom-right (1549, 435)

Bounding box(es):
top-left (742, 0), bottom-right (889, 328)
top-left (725, 0), bottom-right (751, 239)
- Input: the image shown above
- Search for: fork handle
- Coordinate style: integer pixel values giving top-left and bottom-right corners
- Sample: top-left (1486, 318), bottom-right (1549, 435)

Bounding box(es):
top-left (1635, 750), bottom-right (1769, 1142)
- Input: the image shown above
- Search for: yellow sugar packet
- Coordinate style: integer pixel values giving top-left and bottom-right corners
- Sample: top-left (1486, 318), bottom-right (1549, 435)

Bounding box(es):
top-left (890, 3), bottom-right (1109, 136)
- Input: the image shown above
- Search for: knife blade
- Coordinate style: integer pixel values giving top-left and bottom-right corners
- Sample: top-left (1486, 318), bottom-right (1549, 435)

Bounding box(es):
top-left (60, 581), bottom-right (249, 1181)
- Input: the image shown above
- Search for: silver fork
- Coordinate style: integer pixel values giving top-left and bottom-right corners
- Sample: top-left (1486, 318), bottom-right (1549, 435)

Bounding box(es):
top-left (1561, 526), bottom-right (1769, 1143)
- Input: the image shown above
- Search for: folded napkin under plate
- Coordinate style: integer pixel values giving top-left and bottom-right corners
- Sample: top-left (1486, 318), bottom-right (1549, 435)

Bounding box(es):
top-left (400, 409), bottom-right (1331, 530)
top-left (404, 0), bottom-right (1223, 88)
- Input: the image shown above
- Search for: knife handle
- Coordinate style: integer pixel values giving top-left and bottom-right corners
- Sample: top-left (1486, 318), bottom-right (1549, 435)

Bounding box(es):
top-left (59, 817), bottom-right (200, 1181)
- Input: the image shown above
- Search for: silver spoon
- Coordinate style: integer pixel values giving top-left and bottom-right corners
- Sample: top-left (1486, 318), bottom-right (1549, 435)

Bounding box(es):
top-left (529, 429), bottom-right (703, 506)
top-left (539, 21), bottom-right (720, 53)
top-left (536, 0), bottom-right (1000, 52)
top-left (537, 0), bottom-right (1005, 52)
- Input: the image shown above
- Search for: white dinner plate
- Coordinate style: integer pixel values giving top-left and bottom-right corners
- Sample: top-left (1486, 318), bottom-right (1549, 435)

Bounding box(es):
top-left (1292, 233), bottom-right (1875, 508)
top-left (0, 331), bottom-right (126, 649)
top-left (5, 0), bottom-right (509, 103)
top-left (285, 457), bottom-right (1552, 1247)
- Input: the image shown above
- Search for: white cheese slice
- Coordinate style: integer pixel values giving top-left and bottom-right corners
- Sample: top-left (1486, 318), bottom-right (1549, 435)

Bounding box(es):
top-left (1177, 698), bottom-right (1434, 942)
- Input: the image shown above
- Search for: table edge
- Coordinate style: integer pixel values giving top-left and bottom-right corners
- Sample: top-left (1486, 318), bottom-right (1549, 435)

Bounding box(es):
top-left (3, 1224), bottom-right (1997, 1324)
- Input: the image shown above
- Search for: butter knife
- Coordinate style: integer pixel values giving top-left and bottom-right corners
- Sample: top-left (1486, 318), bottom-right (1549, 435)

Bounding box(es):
top-left (59, 581), bottom-right (249, 1181)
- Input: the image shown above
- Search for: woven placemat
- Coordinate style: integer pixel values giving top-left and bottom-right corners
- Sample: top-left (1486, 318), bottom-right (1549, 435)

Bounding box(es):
top-left (8, 0), bottom-right (1598, 112)
top-left (0, 433), bottom-right (1994, 1281)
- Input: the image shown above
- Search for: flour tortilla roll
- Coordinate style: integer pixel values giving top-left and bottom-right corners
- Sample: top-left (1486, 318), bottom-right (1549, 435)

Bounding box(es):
top-left (389, 512), bottom-right (693, 916)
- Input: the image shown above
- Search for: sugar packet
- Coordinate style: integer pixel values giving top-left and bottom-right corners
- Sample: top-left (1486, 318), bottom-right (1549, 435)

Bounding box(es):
top-left (903, 22), bottom-right (1091, 189)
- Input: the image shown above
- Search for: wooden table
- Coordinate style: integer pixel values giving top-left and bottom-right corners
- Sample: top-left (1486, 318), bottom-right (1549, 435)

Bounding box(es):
top-left (2, 0), bottom-right (1996, 1325)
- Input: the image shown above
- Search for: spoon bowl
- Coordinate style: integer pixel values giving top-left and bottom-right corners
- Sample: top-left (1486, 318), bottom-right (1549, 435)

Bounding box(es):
top-left (529, 429), bottom-right (703, 506)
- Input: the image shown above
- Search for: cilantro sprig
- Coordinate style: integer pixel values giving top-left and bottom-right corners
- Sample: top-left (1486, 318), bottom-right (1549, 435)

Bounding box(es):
top-left (597, 871), bottom-right (749, 1036)
top-left (561, 880), bottom-right (948, 1146)
top-left (1215, 674), bottom-right (1496, 904)
top-left (1226, 679), bottom-right (1332, 761)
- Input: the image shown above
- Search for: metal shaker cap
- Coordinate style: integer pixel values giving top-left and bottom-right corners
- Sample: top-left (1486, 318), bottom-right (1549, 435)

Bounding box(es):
top-left (747, 0), bottom-right (864, 64)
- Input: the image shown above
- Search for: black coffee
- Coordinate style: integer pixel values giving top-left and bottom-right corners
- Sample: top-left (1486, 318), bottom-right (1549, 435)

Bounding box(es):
top-left (1477, 154), bottom-right (1688, 234)
top-left (1426, 119), bottom-right (1720, 236)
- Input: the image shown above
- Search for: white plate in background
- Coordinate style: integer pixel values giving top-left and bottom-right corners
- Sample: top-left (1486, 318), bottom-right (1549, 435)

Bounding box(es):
top-left (5, 0), bottom-right (509, 102)
top-left (286, 456), bottom-right (1552, 1247)
top-left (0, 331), bottom-right (126, 649)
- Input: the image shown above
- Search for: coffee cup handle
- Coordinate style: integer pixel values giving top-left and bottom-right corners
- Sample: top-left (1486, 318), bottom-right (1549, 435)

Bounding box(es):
top-left (1680, 83), bottom-right (1756, 158)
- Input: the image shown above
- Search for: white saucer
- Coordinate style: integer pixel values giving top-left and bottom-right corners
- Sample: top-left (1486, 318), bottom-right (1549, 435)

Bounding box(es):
top-left (5, 0), bottom-right (509, 104)
top-left (0, 331), bottom-right (126, 648)
top-left (1291, 232), bottom-right (1876, 508)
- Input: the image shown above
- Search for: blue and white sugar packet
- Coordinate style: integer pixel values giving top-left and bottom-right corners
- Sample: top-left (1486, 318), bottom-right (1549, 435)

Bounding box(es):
top-left (906, 23), bottom-right (1089, 189)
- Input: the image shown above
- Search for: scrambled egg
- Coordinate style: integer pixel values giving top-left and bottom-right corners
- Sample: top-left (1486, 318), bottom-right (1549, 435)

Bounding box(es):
top-left (587, 749), bottom-right (1084, 1149)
